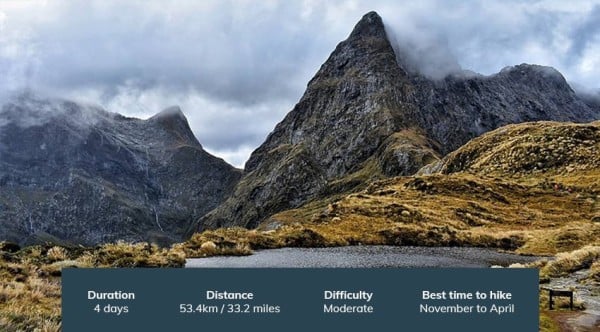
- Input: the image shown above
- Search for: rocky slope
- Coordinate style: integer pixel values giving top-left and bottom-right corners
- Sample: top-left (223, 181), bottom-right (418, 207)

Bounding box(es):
top-left (230, 120), bottom-right (598, 256)
top-left (199, 11), bottom-right (600, 230)
top-left (0, 94), bottom-right (241, 245)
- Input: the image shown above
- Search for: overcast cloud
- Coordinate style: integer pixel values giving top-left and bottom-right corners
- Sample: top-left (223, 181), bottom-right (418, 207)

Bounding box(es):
top-left (0, 0), bottom-right (598, 167)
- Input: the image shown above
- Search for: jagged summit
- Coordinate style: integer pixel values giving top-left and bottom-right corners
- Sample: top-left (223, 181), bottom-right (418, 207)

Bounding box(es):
top-left (150, 105), bottom-right (185, 120)
top-left (0, 97), bottom-right (241, 245)
top-left (148, 105), bottom-right (200, 147)
top-left (246, 10), bottom-right (410, 174)
top-left (348, 11), bottom-right (387, 39)
top-left (199, 11), bottom-right (600, 231)
top-left (296, 11), bottom-right (405, 110)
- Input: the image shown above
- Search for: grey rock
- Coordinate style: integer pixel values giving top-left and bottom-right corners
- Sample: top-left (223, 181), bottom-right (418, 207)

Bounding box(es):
top-left (0, 94), bottom-right (241, 245)
top-left (200, 11), bottom-right (600, 230)
top-left (412, 64), bottom-right (597, 155)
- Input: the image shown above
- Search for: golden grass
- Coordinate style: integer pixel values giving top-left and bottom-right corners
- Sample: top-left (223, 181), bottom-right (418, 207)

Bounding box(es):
top-left (176, 229), bottom-right (254, 258)
top-left (437, 121), bottom-right (600, 178)
top-left (2, 121), bottom-right (599, 330)
top-left (0, 258), bottom-right (62, 331)
top-left (236, 171), bottom-right (599, 256)
top-left (179, 226), bottom-right (340, 258)
top-left (538, 245), bottom-right (600, 279)
top-left (177, 121), bottom-right (600, 331)
top-left (0, 241), bottom-right (186, 331)
top-left (45, 247), bottom-right (68, 263)
top-left (92, 241), bottom-right (185, 268)
top-left (539, 312), bottom-right (560, 332)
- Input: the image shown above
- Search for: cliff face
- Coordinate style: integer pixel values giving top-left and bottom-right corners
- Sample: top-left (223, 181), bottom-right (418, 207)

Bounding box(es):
top-left (0, 94), bottom-right (241, 245)
top-left (200, 12), bottom-right (427, 229)
top-left (412, 64), bottom-right (596, 155)
top-left (199, 11), bottom-right (600, 230)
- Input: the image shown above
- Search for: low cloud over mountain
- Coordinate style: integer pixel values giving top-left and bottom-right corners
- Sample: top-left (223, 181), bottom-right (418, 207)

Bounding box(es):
top-left (1, 1), bottom-right (598, 166)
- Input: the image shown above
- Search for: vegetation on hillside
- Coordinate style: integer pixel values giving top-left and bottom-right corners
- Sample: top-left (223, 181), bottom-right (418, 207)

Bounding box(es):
top-left (2, 120), bottom-right (599, 331)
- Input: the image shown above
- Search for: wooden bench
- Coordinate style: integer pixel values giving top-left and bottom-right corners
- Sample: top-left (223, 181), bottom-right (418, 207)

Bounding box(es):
top-left (542, 288), bottom-right (574, 310)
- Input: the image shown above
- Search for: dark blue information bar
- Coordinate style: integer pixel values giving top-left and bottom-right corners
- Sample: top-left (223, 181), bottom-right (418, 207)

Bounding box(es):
top-left (62, 268), bottom-right (538, 331)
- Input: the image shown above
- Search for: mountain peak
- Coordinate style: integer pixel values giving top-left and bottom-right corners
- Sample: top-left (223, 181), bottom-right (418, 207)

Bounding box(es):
top-left (150, 105), bottom-right (185, 120)
top-left (349, 11), bottom-right (386, 40)
top-left (199, 10), bottom-right (600, 233)
top-left (148, 105), bottom-right (190, 129)
top-left (0, 97), bottom-right (241, 245)
top-left (148, 106), bottom-right (200, 147)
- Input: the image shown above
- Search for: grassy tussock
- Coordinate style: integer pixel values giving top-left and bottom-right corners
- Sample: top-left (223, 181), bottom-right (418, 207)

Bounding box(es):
top-left (538, 245), bottom-right (600, 279)
top-left (91, 242), bottom-right (185, 268)
top-left (179, 226), bottom-right (340, 258)
top-left (0, 256), bottom-right (62, 331)
top-left (438, 121), bottom-right (600, 178)
top-left (180, 221), bottom-right (526, 259)
top-left (251, 172), bottom-right (600, 255)
top-left (175, 228), bottom-right (254, 257)
top-left (539, 312), bottom-right (560, 332)
top-left (0, 241), bottom-right (185, 331)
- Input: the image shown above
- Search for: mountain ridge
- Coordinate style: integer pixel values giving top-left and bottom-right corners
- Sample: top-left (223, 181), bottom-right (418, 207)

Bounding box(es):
top-left (183, 119), bottom-right (599, 257)
top-left (199, 11), bottom-right (600, 231)
top-left (0, 94), bottom-right (241, 245)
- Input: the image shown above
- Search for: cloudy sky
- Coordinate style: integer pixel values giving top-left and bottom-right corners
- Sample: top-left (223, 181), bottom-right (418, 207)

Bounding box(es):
top-left (0, 0), bottom-right (598, 167)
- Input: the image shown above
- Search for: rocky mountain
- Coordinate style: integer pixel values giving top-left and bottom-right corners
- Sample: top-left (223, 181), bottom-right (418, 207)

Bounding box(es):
top-left (199, 11), bottom-right (600, 230)
top-left (252, 120), bottom-right (599, 255)
top-left (0, 94), bottom-right (241, 245)
top-left (185, 120), bottom-right (599, 258)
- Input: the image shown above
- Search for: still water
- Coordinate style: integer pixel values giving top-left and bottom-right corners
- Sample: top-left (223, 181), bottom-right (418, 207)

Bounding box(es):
top-left (185, 246), bottom-right (540, 268)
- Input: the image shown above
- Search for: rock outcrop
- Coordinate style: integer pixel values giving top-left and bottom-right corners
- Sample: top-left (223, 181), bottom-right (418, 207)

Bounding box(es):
top-left (200, 11), bottom-right (600, 230)
top-left (0, 94), bottom-right (241, 245)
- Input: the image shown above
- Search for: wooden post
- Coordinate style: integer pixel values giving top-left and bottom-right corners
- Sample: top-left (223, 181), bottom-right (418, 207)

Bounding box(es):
top-left (569, 292), bottom-right (573, 310)
top-left (545, 289), bottom-right (574, 310)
